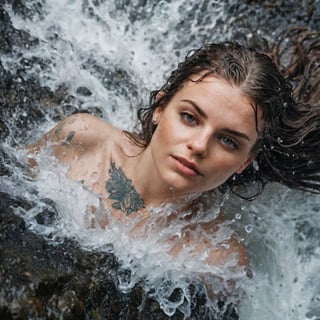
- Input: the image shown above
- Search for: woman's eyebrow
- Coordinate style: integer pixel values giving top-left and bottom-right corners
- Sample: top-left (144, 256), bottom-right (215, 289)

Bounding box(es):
top-left (181, 99), bottom-right (208, 119)
top-left (182, 99), bottom-right (251, 142)
top-left (221, 128), bottom-right (251, 142)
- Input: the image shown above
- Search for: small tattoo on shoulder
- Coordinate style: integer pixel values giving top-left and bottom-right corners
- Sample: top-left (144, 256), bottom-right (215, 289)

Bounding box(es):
top-left (106, 162), bottom-right (145, 215)
top-left (62, 131), bottom-right (75, 145)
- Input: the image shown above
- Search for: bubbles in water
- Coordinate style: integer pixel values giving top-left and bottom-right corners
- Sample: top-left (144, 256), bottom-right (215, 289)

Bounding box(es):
top-left (245, 224), bottom-right (254, 233)
top-left (235, 213), bottom-right (242, 220)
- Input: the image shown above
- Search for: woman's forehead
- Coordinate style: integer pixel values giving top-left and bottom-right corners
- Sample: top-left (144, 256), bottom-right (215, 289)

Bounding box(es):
top-left (185, 73), bottom-right (264, 132)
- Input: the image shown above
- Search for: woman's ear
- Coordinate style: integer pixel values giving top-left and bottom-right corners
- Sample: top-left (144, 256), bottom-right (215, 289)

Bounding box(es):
top-left (236, 155), bottom-right (254, 174)
top-left (152, 91), bottom-right (166, 123)
top-left (152, 106), bottom-right (163, 124)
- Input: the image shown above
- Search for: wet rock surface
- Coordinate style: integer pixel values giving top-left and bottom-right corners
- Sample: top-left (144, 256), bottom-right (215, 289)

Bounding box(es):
top-left (0, 0), bottom-right (319, 319)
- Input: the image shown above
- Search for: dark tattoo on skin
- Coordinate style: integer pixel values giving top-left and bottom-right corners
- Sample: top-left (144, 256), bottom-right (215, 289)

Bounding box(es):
top-left (106, 162), bottom-right (145, 215)
top-left (61, 131), bottom-right (75, 145)
top-left (55, 116), bottom-right (77, 139)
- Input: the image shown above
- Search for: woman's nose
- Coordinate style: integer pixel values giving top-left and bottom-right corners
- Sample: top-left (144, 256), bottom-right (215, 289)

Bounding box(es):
top-left (187, 132), bottom-right (210, 157)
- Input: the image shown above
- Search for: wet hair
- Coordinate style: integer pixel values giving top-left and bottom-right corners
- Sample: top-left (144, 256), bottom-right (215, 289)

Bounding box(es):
top-left (126, 28), bottom-right (320, 199)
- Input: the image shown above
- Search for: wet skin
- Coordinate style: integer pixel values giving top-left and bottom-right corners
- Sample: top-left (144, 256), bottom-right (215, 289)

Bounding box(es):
top-left (27, 75), bottom-right (261, 268)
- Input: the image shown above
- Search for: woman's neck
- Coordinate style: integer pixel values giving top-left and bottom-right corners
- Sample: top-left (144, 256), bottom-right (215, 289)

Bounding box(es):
top-left (121, 143), bottom-right (197, 208)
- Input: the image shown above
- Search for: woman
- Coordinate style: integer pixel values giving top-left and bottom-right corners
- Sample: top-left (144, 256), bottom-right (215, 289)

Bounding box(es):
top-left (27, 31), bottom-right (320, 270)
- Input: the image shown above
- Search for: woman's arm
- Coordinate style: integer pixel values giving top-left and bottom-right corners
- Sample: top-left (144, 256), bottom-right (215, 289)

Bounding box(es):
top-left (169, 221), bottom-right (249, 269)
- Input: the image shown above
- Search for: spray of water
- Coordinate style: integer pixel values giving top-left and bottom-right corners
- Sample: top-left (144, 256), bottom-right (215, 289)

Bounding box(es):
top-left (1, 0), bottom-right (320, 319)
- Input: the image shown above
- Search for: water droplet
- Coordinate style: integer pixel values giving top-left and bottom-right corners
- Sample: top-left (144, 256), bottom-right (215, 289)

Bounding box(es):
top-left (235, 213), bottom-right (242, 220)
top-left (245, 224), bottom-right (254, 233)
top-left (307, 160), bottom-right (314, 166)
top-left (221, 243), bottom-right (229, 249)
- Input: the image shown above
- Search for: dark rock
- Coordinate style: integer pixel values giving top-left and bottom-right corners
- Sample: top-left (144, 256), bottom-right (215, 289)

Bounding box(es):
top-left (76, 86), bottom-right (93, 97)
top-left (0, 197), bottom-right (119, 319)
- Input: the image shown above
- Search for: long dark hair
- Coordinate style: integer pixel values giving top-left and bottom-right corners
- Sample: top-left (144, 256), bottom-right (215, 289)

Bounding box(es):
top-left (126, 28), bottom-right (320, 199)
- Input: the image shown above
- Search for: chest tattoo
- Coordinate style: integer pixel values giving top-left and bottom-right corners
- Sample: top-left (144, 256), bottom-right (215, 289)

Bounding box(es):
top-left (106, 162), bottom-right (145, 215)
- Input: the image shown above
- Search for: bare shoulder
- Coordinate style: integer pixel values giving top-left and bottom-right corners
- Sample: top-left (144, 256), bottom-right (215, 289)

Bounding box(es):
top-left (170, 212), bottom-right (249, 270)
top-left (198, 214), bottom-right (249, 268)
top-left (52, 113), bottom-right (117, 144)
top-left (205, 235), bottom-right (249, 268)
top-left (26, 113), bottom-right (123, 170)
top-left (191, 200), bottom-right (249, 269)
top-left (28, 113), bottom-right (119, 152)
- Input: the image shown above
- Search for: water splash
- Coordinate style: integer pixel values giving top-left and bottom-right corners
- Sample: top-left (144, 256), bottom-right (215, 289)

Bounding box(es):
top-left (1, 0), bottom-right (320, 319)
top-left (6, 147), bottom-right (247, 318)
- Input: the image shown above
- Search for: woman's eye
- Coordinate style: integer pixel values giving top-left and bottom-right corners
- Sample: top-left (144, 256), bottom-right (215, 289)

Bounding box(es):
top-left (220, 136), bottom-right (239, 150)
top-left (181, 112), bottom-right (197, 125)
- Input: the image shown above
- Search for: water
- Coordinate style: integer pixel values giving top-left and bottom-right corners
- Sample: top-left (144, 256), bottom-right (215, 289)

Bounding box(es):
top-left (1, 0), bottom-right (320, 319)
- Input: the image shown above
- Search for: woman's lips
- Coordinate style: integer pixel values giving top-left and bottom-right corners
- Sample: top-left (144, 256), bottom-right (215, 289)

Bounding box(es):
top-left (171, 155), bottom-right (202, 177)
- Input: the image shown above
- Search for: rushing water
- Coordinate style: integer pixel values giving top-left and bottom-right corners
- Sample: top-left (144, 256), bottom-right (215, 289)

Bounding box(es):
top-left (1, 0), bottom-right (320, 319)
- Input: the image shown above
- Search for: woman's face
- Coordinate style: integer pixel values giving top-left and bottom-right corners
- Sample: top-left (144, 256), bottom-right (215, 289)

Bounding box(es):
top-left (148, 75), bottom-right (262, 196)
